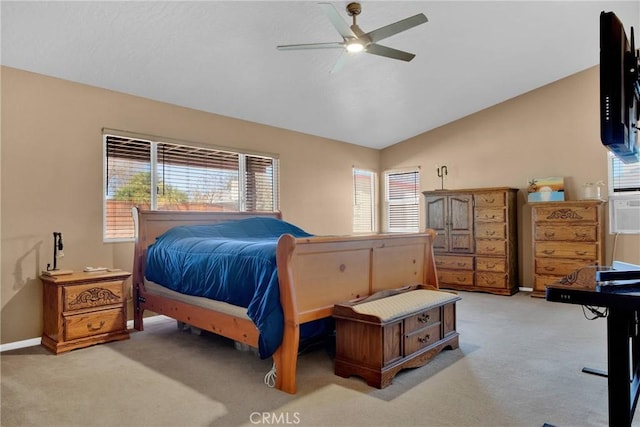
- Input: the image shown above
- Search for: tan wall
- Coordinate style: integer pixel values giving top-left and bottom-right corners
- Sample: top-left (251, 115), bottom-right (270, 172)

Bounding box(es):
top-left (3, 64), bottom-right (639, 344)
top-left (0, 66), bottom-right (379, 343)
top-left (381, 66), bottom-right (640, 287)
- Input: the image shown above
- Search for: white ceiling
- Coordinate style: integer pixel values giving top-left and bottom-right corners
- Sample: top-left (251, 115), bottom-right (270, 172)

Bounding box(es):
top-left (2, 1), bottom-right (639, 149)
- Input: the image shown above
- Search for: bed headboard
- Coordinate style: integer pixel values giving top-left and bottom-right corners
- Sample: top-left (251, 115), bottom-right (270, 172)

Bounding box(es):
top-left (131, 207), bottom-right (282, 288)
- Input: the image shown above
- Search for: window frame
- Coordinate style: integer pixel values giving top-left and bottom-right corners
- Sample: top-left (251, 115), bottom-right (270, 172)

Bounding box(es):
top-left (103, 132), bottom-right (279, 242)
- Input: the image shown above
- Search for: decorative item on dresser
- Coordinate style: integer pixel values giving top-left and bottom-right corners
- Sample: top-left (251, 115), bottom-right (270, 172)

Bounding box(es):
top-left (423, 187), bottom-right (519, 296)
top-left (41, 270), bottom-right (131, 354)
top-left (530, 200), bottom-right (605, 298)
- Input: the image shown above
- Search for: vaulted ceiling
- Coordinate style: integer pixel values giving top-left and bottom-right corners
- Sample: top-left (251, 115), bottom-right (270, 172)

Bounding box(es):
top-left (2, 1), bottom-right (639, 149)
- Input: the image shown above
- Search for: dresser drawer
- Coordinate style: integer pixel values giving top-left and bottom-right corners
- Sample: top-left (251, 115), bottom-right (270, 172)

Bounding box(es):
top-left (64, 308), bottom-right (125, 341)
top-left (475, 208), bottom-right (506, 222)
top-left (533, 205), bottom-right (599, 223)
top-left (534, 274), bottom-right (565, 291)
top-left (404, 307), bottom-right (440, 332)
top-left (435, 255), bottom-right (473, 271)
top-left (534, 225), bottom-right (597, 242)
top-left (476, 256), bottom-right (506, 273)
top-left (535, 242), bottom-right (597, 259)
top-left (438, 270), bottom-right (474, 286)
top-left (474, 192), bottom-right (506, 207)
top-left (535, 258), bottom-right (593, 276)
top-left (476, 272), bottom-right (507, 288)
top-left (64, 280), bottom-right (124, 311)
top-left (476, 239), bottom-right (506, 256)
top-left (404, 323), bottom-right (442, 355)
top-left (476, 222), bottom-right (506, 239)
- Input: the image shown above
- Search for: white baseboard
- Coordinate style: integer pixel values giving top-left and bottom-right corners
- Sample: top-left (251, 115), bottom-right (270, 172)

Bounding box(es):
top-left (0, 315), bottom-right (172, 353)
top-left (0, 338), bottom-right (41, 353)
top-left (519, 287), bottom-right (533, 292)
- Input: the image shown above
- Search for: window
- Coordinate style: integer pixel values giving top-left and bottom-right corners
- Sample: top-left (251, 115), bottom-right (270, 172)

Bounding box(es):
top-left (384, 168), bottom-right (420, 232)
top-left (608, 153), bottom-right (640, 194)
top-left (353, 168), bottom-right (376, 233)
top-left (104, 133), bottom-right (279, 241)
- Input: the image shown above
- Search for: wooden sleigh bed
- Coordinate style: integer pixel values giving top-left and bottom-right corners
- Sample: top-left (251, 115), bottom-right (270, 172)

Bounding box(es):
top-left (131, 207), bottom-right (440, 394)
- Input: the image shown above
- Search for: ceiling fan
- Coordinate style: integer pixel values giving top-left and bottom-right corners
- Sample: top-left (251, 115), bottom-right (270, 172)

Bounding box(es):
top-left (277, 2), bottom-right (428, 73)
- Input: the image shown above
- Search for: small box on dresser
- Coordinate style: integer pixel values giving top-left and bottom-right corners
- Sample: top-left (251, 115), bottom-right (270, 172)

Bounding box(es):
top-left (530, 200), bottom-right (605, 298)
top-left (41, 270), bottom-right (131, 354)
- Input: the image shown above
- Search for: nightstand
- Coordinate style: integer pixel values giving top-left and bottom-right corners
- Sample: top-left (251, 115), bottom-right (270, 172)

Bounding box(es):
top-left (41, 270), bottom-right (131, 354)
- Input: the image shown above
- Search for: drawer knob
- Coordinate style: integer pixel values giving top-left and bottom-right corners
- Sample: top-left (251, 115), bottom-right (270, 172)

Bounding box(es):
top-left (87, 320), bottom-right (106, 332)
top-left (457, 277), bottom-right (467, 282)
top-left (417, 313), bottom-right (430, 323)
top-left (418, 334), bottom-right (431, 343)
top-left (485, 230), bottom-right (496, 236)
top-left (575, 251), bottom-right (587, 256)
top-left (487, 263), bottom-right (496, 268)
top-left (543, 249), bottom-right (555, 255)
top-left (544, 266), bottom-right (556, 272)
top-left (544, 231), bottom-right (555, 238)
top-left (484, 198), bottom-right (495, 203)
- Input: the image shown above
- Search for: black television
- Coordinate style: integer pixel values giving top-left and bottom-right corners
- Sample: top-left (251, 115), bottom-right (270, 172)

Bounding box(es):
top-left (600, 11), bottom-right (640, 164)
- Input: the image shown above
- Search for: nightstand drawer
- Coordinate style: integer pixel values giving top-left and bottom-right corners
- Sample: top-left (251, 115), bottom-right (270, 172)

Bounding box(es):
top-left (64, 308), bottom-right (125, 341)
top-left (64, 280), bottom-right (124, 311)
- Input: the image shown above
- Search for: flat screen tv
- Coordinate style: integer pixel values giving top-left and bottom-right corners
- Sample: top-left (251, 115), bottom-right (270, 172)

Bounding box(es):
top-left (600, 11), bottom-right (639, 164)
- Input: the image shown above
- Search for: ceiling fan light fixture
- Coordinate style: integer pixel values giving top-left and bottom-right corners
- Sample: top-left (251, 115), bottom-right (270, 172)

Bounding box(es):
top-left (346, 41), bottom-right (364, 53)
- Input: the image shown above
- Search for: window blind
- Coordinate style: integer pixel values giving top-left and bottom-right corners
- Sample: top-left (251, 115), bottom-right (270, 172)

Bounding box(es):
top-left (353, 168), bottom-right (375, 233)
top-left (385, 169), bottom-right (420, 232)
top-left (610, 155), bottom-right (640, 193)
top-left (104, 134), bottom-right (279, 241)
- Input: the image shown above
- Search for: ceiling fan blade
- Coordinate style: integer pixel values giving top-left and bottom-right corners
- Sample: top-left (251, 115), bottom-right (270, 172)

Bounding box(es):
top-left (277, 42), bottom-right (344, 51)
top-left (318, 2), bottom-right (357, 39)
top-left (365, 13), bottom-right (428, 44)
top-left (331, 53), bottom-right (349, 74)
top-left (366, 43), bottom-right (415, 61)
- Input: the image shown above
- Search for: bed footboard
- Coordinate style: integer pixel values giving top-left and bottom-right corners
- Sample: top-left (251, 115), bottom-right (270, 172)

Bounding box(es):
top-left (274, 231), bottom-right (438, 393)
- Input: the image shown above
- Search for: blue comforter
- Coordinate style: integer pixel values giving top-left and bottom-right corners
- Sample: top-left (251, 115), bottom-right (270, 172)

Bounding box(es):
top-left (144, 217), bottom-right (313, 359)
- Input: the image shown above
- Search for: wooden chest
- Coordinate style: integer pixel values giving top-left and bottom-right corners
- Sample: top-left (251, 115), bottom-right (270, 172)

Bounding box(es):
top-left (333, 285), bottom-right (460, 389)
top-left (41, 270), bottom-right (131, 354)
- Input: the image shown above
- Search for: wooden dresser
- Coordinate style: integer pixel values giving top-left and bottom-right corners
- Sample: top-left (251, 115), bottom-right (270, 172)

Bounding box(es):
top-left (423, 187), bottom-right (519, 295)
top-left (530, 200), bottom-right (606, 298)
top-left (41, 270), bottom-right (131, 354)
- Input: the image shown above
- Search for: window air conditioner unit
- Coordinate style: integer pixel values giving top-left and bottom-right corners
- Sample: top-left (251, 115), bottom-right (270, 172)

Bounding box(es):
top-left (609, 195), bottom-right (640, 234)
